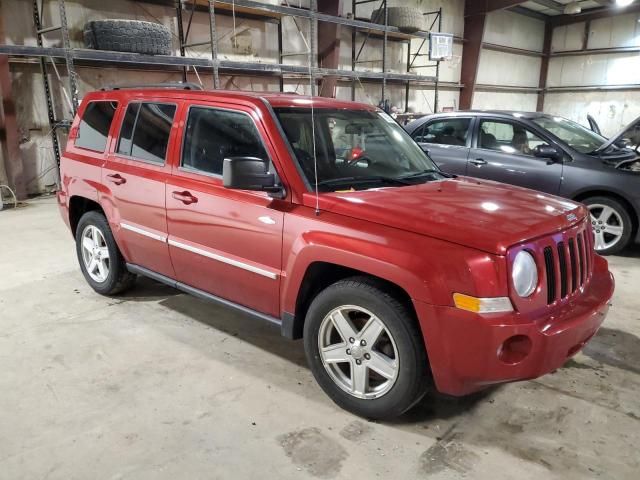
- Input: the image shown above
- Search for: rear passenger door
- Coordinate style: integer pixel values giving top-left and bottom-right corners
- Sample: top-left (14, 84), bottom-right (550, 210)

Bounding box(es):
top-left (166, 102), bottom-right (284, 317)
top-left (411, 117), bottom-right (472, 175)
top-left (102, 100), bottom-right (180, 279)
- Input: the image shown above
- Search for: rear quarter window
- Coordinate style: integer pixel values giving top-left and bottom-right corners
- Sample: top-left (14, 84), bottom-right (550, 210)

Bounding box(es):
top-left (75, 101), bottom-right (118, 152)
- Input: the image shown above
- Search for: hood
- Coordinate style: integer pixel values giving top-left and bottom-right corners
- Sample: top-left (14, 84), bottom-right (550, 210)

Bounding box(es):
top-left (596, 114), bottom-right (640, 154)
top-left (319, 177), bottom-right (587, 255)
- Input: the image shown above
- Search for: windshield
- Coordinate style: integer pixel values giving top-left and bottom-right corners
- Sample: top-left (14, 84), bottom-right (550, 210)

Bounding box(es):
top-left (275, 108), bottom-right (444, 192)
top-left (532, 116), bottom-right (606, 154)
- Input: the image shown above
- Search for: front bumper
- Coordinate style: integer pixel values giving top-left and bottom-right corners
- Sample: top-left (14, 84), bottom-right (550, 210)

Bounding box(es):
top-left (415, 254), bottom-right (614, 396)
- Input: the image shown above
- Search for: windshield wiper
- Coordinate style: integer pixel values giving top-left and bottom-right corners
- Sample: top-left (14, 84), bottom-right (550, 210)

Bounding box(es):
top-left (317, 175), bottom-right (413, 188)
top-left (398, 169), bottom-right (453, 180)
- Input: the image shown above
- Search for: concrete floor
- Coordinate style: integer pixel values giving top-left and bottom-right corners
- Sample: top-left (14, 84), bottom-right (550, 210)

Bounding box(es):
top-left (1, 197), bottom-right (639, 480)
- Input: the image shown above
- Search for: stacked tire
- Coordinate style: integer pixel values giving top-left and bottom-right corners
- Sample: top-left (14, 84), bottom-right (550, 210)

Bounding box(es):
top-left (83, 19), bottom-right (172, 56)
top-left (370, 7), bottom-right (425, 33)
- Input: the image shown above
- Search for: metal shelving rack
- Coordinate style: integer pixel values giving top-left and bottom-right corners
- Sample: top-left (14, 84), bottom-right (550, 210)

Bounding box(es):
top-left (0, 0), bottom-right (443, 167)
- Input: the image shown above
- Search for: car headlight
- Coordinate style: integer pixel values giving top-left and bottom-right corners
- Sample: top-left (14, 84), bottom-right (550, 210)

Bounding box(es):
top-left (512, 251), bottom-right (538, 297)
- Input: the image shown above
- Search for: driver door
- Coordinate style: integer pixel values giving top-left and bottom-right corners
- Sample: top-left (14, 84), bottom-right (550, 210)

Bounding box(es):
top-left (166, 102), bottom-right (285, 317)
top-left (468, 118), bottom-right (563, 195)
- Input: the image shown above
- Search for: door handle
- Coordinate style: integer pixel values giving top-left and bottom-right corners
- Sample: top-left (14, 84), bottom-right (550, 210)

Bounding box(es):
top-left (106, 173), bottom-right (126, 185)
top-left (470, 158), bottom-right (487, 167)
top-left (172, 190), bottom-right (198, 205)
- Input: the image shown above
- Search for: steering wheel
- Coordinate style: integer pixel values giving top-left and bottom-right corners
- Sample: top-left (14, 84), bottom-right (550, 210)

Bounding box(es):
top-left (345, 147), bottom-right (371, 167)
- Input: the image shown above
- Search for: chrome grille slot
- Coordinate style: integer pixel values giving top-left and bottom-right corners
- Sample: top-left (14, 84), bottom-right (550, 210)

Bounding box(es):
top-left (543, 246), bottom-right (556, 304)
top-left (557, 241), bottom-right (568, 299)
top-left (568, 239), bottom-right (578, 293)
top-left (577, 233), bottom-right (585, 286)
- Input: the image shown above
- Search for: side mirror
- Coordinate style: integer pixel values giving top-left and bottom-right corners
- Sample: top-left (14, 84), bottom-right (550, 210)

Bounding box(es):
top-left (533, 144), bottom-right (562, 163)
top-left (223, 157), bottom-right (282, 195)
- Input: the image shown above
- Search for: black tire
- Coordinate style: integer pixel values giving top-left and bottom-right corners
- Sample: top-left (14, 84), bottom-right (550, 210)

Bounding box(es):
top-left (303, 276), bottom-right (430, 420)
top-left (75, 211), bottom-right (136, 295)
top-left (583, 196), bottom-right (633, 256)
top-left (83, 20), bottom-right (172, 56)
top-left (371, 7), bottom-right (425, 33)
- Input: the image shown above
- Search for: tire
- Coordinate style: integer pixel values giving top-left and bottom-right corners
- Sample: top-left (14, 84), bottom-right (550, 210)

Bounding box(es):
top-left (303, 276), bottom-right (430, 419)
top-left (75, 211), bottom-right (136, 295)
top-left (583, 196), bottom-right (633, 256)
top-left (83, 20), bottom-right (172, 56)
top-left (371, 7), bottom-right (426, 33)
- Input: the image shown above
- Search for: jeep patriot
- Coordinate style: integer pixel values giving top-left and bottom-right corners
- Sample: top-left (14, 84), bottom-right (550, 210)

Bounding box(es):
top-left (57, 85), bottom-right (614, 419)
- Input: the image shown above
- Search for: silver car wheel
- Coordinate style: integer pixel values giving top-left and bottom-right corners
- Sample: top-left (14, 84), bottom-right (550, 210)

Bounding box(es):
top-left (318, 305), bottom-right (399, 400)
top-left (81, 225), bottom-right (110, 283)
top-left (588, 203), bottom-right (624, 251)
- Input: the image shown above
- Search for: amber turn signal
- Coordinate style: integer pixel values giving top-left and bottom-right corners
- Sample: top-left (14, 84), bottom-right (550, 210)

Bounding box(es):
top-left (453, 293), bottom-right (513, 314)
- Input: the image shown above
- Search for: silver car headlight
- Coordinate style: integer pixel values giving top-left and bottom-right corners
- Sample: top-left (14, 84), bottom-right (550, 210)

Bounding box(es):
top-left (512, 251), bottom-right (538, 297)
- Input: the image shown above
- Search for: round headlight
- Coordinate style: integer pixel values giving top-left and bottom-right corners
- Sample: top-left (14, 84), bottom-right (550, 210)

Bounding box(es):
top-left (512, 251), bottom-right (538, 297)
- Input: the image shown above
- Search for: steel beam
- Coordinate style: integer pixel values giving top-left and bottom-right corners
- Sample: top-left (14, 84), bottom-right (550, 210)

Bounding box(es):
top-left (317, 0), bottom-right (342, 97)
top-left (459, 0), bottom-right (486, 110)
top-left (0, 55), bottom-right (26, 200)
top-left (466, 0), bottom-right (528, 16)
top-left (550, 3), bottom-right (640, 26)
top-left (536, 21), bottom-right (552, 112)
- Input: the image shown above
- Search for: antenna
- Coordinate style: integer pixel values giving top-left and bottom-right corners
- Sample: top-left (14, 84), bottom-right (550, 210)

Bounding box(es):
top-left (306, 2), bottom-right (320, 216)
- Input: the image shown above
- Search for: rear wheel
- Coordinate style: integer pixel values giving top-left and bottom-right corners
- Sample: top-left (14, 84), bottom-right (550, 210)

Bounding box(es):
top-left (75, 211), bottom-right (135, 295)
top-left (583, 196), bottom-right (632, 255)
top-left (303, 277), bottom-right (429, 419)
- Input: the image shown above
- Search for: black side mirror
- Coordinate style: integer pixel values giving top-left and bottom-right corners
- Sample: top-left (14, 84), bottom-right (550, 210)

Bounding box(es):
top-left (533, 144), bottom-right (562, 163)
top-left (223, 157), bottom-right (282, 195)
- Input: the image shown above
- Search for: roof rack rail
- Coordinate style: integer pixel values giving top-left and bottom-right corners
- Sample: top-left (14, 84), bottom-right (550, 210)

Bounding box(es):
top-left (101, 82), bottom-right (204, 91)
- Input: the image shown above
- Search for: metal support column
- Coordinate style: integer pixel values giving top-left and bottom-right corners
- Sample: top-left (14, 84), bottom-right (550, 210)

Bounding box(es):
top-left (433, 7), bottom-right (442, 113)
top-left (309, 0), bottom-right (318, 96)
top-left (381, 0), bottom-right (387, 104)
top-left (58, 0), bottom-right (79, 114)
top-left (277, 19), bottom-right (284, 92)
top-left (176, 2), bottom-right (188, 82)
top-left (208, 0), bottom-right (220, 89)
top-left (32, 0), bottom-right (62, 172)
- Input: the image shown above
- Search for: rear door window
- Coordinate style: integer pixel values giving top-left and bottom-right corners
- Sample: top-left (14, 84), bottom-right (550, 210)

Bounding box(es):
top-left (116, 102), bottom-right (177, 164)
top-left (75, 101), bottom-right (118, 152)
top-left (420, 118), bottom-right (471, 146)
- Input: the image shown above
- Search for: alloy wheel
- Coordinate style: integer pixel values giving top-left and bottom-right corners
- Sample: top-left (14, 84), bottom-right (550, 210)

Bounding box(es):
top-left (81, 225), bottom-right (110, 283)
top-left (587, 203), bottom-right (624, 251)
top-left (318, 305), bottom-right (399, 400)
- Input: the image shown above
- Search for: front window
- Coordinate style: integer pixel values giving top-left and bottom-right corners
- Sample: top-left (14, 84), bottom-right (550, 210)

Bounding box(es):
top-left (275, 108), bottom-right (444, 192)
top-left (479, 120), bottom-right (547, 156)
top-left (532, 116), bottom-right (605, 154)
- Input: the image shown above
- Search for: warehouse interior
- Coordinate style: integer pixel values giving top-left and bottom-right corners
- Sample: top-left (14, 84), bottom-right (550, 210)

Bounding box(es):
top-left (0, 1), bottom-right (639, 479)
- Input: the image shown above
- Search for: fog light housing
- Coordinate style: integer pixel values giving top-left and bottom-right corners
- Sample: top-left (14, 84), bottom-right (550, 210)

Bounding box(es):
top-left (498, 335), bottom-right (532, 364)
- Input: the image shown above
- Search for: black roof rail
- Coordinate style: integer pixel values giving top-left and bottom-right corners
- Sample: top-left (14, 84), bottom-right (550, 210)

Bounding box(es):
top-left (101, 82), bottom-right (204, 91)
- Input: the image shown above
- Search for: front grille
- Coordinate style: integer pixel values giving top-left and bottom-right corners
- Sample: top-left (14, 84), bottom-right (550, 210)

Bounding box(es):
top-left (543, 221), bottom-right (593, 305)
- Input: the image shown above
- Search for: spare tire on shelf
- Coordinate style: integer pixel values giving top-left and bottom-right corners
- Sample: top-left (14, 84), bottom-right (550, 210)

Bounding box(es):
top-left (83, 19), bottom-right (172, 56)
top-left (370, 7), bottom-right (425, 33)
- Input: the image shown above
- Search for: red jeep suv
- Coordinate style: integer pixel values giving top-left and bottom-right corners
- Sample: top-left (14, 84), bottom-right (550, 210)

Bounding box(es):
top-left (57, 85), bottom-right (614, 419)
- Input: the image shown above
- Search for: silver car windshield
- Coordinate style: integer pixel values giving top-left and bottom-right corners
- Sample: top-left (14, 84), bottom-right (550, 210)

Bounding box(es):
top-left (275, 108), bottom-right (444, 191)
top-left (532, 116), bottom-right (606, 154)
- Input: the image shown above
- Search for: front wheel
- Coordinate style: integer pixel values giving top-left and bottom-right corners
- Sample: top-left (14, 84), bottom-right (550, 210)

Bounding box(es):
top-left (303, 277), bottom-right (430, 419)
top-left (584, 196), bottom-right (633, 255)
